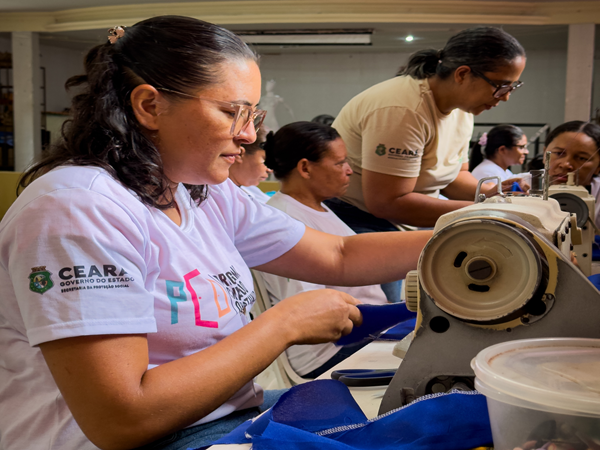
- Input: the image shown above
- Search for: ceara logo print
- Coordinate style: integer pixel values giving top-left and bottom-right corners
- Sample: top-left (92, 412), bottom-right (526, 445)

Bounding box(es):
top-left (28, 266), bottom-right (54, 294)
top-left (375, 144), bottom-right (386, 156)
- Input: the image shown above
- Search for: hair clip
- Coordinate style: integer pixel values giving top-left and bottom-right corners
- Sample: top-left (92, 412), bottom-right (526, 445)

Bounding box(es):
top-left (478, 132), bottom-right (488, 146)
top-left (108, 26), bottom-right (126, 44)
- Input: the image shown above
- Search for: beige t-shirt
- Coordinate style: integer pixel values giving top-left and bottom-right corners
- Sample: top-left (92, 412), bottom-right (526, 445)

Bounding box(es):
top-left (333, 76), bottom-right (474, 214)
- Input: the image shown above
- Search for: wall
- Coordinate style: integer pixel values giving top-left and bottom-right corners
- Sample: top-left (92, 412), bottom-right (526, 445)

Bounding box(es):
top-left (2, 33), bottom-right (597, 138)
top-left (40, 44), bottom-right (85, 113)
top-left (259, 47), bottom-right (569, 135)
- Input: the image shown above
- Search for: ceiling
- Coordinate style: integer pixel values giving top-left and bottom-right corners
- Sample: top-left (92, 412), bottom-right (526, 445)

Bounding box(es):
top-left (0, 0), bottom-right (586, 12)
top-left (0, 1), bottom-right (598, 55)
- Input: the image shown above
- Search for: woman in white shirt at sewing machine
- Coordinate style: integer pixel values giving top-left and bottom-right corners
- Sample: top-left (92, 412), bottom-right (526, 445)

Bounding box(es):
top-left (258, 121), bottom-right (390, 379)
top-left (228, 127), bottom-right (272, 203)
top-left (470, 124), bottom-right (528, 182)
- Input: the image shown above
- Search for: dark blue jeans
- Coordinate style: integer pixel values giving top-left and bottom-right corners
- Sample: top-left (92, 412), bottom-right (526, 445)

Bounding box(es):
top-left (324, 198), bottom-right (403, 303)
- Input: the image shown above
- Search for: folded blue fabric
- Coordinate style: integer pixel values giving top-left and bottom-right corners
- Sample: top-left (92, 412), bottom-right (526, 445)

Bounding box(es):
top-left (336, 303), bottom-right (416, 346)
top-left (204, 379), bottom-right (493, 450)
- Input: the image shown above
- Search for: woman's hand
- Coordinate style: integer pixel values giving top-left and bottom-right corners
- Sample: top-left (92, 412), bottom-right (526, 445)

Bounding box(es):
top-left (481, 177), bottom-right (530, 197)
top-left (266, 289), bottom-right (363, 346)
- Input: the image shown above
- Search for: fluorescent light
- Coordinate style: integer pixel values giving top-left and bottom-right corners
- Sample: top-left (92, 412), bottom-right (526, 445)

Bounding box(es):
top-left (405, 35), bottom-right (414, 42)
top-left (237, 30), bottom-right (373, 46)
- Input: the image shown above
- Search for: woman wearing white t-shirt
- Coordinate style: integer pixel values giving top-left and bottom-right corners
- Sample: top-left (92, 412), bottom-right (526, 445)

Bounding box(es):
top-left (259, 121), bottom-right (389, 379)
top-left (470, 124), bottom-right (528, 182)
top-left (229, 127), bottom-right (273, 203)
top-left (0, 16), bottom-right (432, 450)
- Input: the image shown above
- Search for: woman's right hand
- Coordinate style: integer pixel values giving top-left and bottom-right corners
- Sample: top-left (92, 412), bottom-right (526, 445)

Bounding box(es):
top-left (267, 289), bottom-right (363, 346)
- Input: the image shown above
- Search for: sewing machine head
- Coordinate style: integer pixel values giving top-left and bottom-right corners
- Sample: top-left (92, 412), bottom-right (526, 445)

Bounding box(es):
top-left (380, 171), bottom-right (600, 413)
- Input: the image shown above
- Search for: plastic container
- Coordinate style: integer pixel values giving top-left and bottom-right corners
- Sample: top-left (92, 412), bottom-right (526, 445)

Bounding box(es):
top-left (472, 338), bottom-right (600, 450)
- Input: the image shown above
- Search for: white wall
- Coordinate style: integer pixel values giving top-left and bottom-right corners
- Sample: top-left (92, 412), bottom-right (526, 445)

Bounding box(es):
top-left (2, 35), bottom-right (596, 135)
top-left (259, 47), bottom-right (569, 133)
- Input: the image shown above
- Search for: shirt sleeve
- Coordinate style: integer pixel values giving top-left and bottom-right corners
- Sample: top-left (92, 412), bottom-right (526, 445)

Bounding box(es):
top-left (211, 182), bottom-right (306, 268)
top-left (360, 107), bottom-right (430, 178)
top-left (4, 188), bottom-right (156, 346)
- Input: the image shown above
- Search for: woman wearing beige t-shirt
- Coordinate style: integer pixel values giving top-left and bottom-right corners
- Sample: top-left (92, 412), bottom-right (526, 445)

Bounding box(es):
top-left (327, 27), bottom-right (528, 234)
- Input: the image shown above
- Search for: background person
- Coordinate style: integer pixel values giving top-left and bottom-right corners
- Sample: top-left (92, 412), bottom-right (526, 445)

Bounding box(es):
top-left (0, 16), bottom-right (432, 450)
top-left (260, 121), bottom-right (391, 379)
top-left (229, 127), bottom-right (272, 202)
top-left (327, 26), bottom-right (527, 235)
top-left (470, 124), bottom-right (528, 181)
top-left (546, 121), bottom-right (600, 228)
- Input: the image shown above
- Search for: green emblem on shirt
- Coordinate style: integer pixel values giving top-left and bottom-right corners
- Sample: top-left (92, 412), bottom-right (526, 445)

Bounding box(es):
top-left (28, 266), bottom-right (54, 294)
top-left (375, 144), bottom-right (387, 156)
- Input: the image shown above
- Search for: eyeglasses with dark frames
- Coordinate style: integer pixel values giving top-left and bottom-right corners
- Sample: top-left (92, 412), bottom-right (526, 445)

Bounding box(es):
top-left (156, 88), bottom-right (267, 137)
top-left (470, 69), bottom-right (524, 99)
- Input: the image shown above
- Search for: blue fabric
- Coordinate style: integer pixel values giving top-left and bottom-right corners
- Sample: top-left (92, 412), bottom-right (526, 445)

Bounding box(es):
top-left (336, 303), bottom-right (416, 346)
top-left (205, 380), bottom-right (493, 450)
top-left (593, 235), bottom-right (600, 261)
top-left (377, 318), bottom-right (416, 341)
top-left (588, 274), bottom-right (600, 290)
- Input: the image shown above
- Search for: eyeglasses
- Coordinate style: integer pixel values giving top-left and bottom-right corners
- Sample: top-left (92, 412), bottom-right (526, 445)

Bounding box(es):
top-left (470, 70), bottom-right (523, 99)
top-left (156, 88), bottom-right (267, 137)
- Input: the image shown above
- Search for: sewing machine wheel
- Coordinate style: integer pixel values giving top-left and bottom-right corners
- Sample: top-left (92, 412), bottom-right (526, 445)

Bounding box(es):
top-left (419, 219), bottom-right (543, 323)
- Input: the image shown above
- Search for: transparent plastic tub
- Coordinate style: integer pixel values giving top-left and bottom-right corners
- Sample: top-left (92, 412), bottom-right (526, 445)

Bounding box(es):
top-left (471, 338), bottom-right (600, 450)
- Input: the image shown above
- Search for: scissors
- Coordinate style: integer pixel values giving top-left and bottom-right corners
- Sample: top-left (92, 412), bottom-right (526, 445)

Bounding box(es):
top-left (331, 369), bottom-right (397, 387)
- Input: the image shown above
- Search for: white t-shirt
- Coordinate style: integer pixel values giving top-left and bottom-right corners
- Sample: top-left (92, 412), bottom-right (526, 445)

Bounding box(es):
top-left (258, 192), bottom-right (387, 376)
top-left (471, 159), bottom-right (514, 182)
top-left (240, 185), bottom-right (272, 203)
top-left (333, 76), bottom-right (474, 224)
top-left (0, 166), bottom-right (305, 450)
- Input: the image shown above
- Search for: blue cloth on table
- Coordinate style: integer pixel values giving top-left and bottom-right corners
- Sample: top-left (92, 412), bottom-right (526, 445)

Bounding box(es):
top-left (336, 303), bottom-right (416, 346)
top-left (200, 379), bottom-right (493, 450)
top-left (377, 318), bottom-right (416, 341)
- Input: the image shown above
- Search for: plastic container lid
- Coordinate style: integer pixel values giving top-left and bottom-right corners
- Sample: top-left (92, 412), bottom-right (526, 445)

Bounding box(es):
top-left (472, 338), bottom-right (600, 418)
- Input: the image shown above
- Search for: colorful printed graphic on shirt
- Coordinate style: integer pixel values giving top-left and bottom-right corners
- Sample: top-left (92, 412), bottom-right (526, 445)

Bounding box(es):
top-left (57, 264), bottom-right (133, 293)
top-left (28, 266), bottom-right (54, 294)
top-left (375, 144), bottom-right (387, 156)
top-left (166, 265), bottom-right (255, 329)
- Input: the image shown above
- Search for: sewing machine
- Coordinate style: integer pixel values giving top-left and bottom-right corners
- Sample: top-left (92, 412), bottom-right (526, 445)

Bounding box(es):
top-left (379, 172), bottom-right (600, 414)
top-left (548, 173), bottom-right (596, 276)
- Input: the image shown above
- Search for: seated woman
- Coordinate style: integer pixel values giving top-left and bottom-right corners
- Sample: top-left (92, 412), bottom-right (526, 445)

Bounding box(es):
top-left (0, 16), bottom-right (432, 450)
top-left (546, 120), bottom-right (600, 228)
top-left (229, 127), bottom-right (272, 203)
top-left (259, 121), bottom-right (390, 379)
top-left (470, 124), bottom-right (528, 181)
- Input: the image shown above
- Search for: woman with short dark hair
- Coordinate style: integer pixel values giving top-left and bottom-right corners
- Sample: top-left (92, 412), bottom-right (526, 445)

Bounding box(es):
top-left (260, 121), bottom-right (390, 378)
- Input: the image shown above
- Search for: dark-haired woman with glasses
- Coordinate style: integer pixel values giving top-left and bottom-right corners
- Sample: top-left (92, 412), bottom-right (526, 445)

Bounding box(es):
top-left (0, 16), bottom-right (432, 450)
top-left (470, 124), bottom-right (529, 181)
top-left (328, 26), bottom-right (527, 247)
